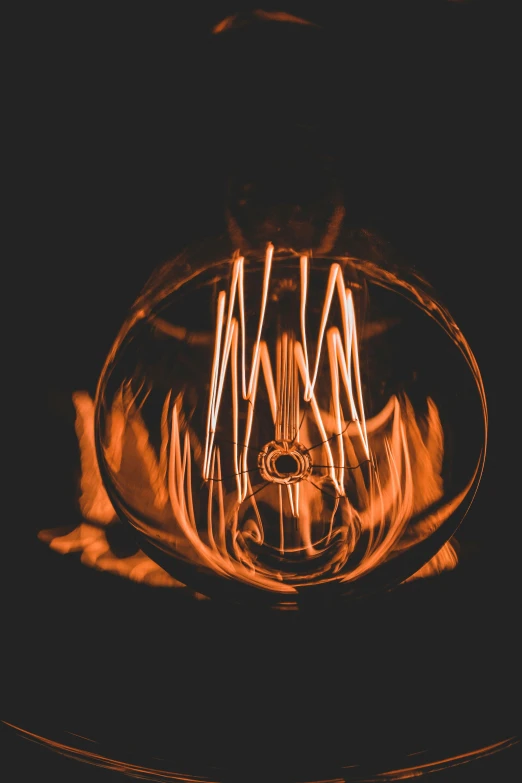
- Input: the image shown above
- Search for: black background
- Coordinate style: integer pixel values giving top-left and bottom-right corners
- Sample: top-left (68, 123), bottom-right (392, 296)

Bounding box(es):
top-left (4, 2), bottom-right (520, 781)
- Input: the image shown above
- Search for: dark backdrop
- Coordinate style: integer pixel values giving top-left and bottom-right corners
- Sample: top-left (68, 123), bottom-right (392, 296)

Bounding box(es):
top-left (5, 3), bottom-right (519, 781)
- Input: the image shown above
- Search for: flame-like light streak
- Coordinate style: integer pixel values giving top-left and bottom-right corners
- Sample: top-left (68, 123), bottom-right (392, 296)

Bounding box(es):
top-left (2, 722), bottom-right (221, 783)
top-left (213, 9), bottom-right (317, 35)
top-left (204, 245), bottom-right (273, 486)
top-left (278, 484), bottom-right (284, 553)
top-left (301, 261), bottom-right (369, 461)
top-left (329, 326), bottom-right (369, 457)
top-left (200, 250), bottom-right (381, 575)
top-left (73, 391), bottom-right (119, 523)
top-left (4, 722), bottom-right (517, 783)
top-left (242, 243), bottom-right (274, 400)
top-left (351, 738), bottom-right (520, 782)
top-left (42, 246), bottom-right (477, 595)
top-left (260, 340), bottom-right (278, 421)
top-left (294, 342), bottom-right (342, 494)
top-left (197, 248), bottom-right (465, 591)
top-left (342, 404), bottom-right (415, 580)
top-left (170, 402), bottom-right (230, 579)
top-left (171, 373), bottom-right (296, 591)
top-left (203, 289), bottom-right (226, 479)
top-left (240, 335), bottom-right (262, 501)
top-left (302, 260), bottom-right (338, 399)
top-left (40, 381), bottom-right (458, 591)
top-left (277, 330), bottom-right (300, 529)
top-left (230, 319), bottom-right (241, 499)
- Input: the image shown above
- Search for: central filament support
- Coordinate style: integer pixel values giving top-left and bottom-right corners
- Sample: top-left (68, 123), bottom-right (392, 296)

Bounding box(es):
top-left (258, 440), bottom-right (312, 485)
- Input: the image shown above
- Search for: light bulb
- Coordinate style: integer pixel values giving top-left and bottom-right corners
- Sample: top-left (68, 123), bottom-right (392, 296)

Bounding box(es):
top-left (93, 235), bottom-right (487, 608)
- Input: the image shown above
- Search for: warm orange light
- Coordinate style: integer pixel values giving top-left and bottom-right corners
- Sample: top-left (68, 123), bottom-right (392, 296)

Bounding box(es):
top-left (40, 246), bottom-right (475, 595)
top-left (3, 721), bottom-right (517, 783)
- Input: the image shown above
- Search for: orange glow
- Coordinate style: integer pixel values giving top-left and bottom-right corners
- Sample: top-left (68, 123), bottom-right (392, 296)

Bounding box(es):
top-left (39, 392), bottom-right (204, 593)
top-left (3, 721), bottom-right (517, 783)
top-left (2, 722), bottom-right (220, 782)
top-left (145, 250), bottom-right (461, 592)
top-left (405, 540), bottom-right (458, 583)
top-left (39, 249), bottom-right (472, 595)
top-left (212, 10), bottom-right (316, 35)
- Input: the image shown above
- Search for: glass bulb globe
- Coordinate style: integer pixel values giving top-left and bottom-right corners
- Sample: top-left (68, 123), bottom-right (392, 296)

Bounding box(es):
top-left (94, 239), bottom-right (487, 607)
